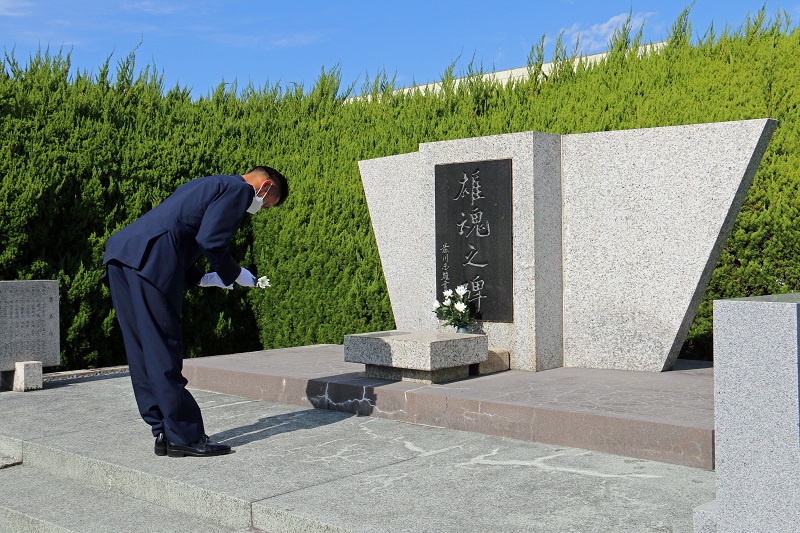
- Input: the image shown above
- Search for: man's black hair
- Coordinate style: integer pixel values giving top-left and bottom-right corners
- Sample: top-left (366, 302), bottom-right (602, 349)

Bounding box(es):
top-left (251, 166), bottom-right (289, 206)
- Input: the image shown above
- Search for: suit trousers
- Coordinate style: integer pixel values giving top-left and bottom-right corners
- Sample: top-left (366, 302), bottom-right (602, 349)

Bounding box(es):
top-left (106, 261), bottom-right (205, 445)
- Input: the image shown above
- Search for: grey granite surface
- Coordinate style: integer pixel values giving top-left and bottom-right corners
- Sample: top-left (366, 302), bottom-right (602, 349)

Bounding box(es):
top-left (705, 295), bottom-right (800, 532)
top-left (1, 371), bottom-right (715, 532)
top-left (183, 346), bottom-right (715, 469)
top-left (0, 280), bottom-right (60, 371)
top-left (12, 361), bottom-right (43, 392)
top-left (344, 330), bottom-right (487, 370)
top-left (359, 132), bottom-right (563, 371)
top-left (561, 119), bottom-right (776, 371)
top-left (360, 119), bottom-right (776, 373)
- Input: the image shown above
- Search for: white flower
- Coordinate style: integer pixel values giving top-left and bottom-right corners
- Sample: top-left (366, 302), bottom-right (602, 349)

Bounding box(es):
top-left (455, 285), bottom-right (468, 296)
top-left (256, 276), bottom-right (271, 289)
top-left (454, 302), bottom-right (467, 313)
top-left (432, 300), bottom-right (441, 309)
top-left (443, 298), bottom-right (452, 307)
top-left (442, 289), bottom-right (453, 298)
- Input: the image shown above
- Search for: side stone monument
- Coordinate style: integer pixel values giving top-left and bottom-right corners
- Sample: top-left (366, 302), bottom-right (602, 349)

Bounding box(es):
top-left (694, 294), bottom-right (800, 532)
top-left (0, 280), bottom-right (60, 391)
top-left (359, 119), bottom-right (777, 372)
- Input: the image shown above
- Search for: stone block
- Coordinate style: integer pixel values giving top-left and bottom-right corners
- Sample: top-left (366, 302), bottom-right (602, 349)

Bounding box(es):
top-left (472, 347), bottom-right (510, 376)
top-left (344, 330), bottom-right (488, 384)
top-left (364, 364), bottom-right (469, 384)
top-left (344, 330), bottom-right (488, 370)
top-left (561, 119), bottom-right (777, 371)
top-left (707, 293), bottom-right (800, 532)
top-left (12, 361), bottom-right (42, 392)
top-left (0, 280), bottom-right (60, 371)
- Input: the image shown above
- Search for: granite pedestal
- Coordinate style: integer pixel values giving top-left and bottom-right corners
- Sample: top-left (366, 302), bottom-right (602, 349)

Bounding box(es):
top-left (182, 345), bottom-right (715, 469)
top-left (344, 330), bottom-right (488, 384)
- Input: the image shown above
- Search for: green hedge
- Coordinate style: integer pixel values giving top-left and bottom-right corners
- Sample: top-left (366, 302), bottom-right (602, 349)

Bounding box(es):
top-left (1, 8), bottom-right (798, 368)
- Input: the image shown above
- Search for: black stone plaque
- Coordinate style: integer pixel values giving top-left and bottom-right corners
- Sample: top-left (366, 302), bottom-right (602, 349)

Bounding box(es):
top-left (435, 159), bottom-right (513, 322)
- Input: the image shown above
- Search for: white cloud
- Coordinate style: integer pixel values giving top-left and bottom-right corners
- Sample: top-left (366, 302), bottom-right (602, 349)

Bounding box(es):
top-left (269, 32), bottom-right (325, 49)
top-left (123, 1), bottom-right (185, 16)
top-left (3, 27), bottom-right (87, 49)
top-left (208, 30), bottom-right (326, 50)
top-left (561, 12), bottom-right (654, 54)
top-left (0, 0), bottom-right (32, 17)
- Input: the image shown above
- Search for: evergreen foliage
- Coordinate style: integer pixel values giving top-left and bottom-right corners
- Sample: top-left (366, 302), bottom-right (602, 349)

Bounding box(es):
top-left (1, 7), bottom-right (797, 368)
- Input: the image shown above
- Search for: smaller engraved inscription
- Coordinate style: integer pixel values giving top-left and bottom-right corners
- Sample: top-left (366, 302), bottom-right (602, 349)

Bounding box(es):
top-left (0, 280), bottom-right (60, 370)
top-left (435, 159), bottom-right (513, 322)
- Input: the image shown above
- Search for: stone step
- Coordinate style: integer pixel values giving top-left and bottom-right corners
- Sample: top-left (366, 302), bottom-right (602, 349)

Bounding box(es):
top-left (12, 439), bottom-right (258, 531)
top-left (0, 463), bottom-right (256, 533)
top-left (0, 407), bottom-right (360, 533)
top-left (0, 375), bottom-right (715, 532)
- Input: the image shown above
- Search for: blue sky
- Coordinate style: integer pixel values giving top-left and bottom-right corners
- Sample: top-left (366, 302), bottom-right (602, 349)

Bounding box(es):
top-left (1, 1), bottom-right (798, 98)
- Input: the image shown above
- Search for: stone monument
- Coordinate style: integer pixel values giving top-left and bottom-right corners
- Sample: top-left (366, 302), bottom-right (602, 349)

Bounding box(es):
top-left (358, 119), bottom-right (777, 372)
top-left (0, 280), bottom-right (60, 390)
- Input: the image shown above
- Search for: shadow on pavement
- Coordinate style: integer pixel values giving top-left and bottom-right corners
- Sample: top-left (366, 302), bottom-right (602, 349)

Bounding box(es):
top-left (211, 408), bottom-right (353, 447)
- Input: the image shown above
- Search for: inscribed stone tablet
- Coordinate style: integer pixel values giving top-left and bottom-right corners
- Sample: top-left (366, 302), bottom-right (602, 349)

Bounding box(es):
top-left (435, 159), bottom-right (513, 322)
top-left (0, 280), bottom-right (60, 370)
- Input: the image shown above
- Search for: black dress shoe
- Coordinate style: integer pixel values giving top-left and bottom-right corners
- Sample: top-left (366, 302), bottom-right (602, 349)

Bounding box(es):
top-left (167, 434), bottom-right (231, 457)
top-left (154, 433), bottom-right (167, 456)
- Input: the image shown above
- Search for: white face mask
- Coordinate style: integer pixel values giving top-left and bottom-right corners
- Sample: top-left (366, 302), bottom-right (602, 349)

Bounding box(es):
top-left (246, 183), bottom-right (272, 214)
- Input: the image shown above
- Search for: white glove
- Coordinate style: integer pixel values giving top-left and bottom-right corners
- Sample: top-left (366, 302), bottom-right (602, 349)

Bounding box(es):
top-left (198, 272), bottom-right (232, 289)
top-left (235, 267), bottom-right (256, 287)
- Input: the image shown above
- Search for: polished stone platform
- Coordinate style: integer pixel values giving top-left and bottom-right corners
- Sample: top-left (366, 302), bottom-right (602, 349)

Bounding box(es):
top-left (0, 374), bottom-right (714, 532)
top-left (183, 344), bottom-right (714, 469)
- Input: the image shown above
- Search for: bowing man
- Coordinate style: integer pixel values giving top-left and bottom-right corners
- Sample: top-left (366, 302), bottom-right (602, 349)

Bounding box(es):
top-left (103, 166), bottom-right (288, 457)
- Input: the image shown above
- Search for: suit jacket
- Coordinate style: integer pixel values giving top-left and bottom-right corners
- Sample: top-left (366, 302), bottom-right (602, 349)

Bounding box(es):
top-left (103, 174), bottom-right (254, 308)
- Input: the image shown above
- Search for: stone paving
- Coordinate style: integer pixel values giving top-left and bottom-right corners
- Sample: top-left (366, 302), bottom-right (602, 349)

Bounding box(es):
top-left (0, 366), bottom-right (714, 532)
top-left (184, 345), bottom-right (715, 468)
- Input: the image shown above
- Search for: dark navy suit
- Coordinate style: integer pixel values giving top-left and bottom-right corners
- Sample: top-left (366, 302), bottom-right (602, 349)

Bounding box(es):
top-left (103, 174), bottom-right (253, 445)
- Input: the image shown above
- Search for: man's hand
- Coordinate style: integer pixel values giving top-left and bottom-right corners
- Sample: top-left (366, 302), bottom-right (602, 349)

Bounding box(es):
top-left (198, 272), bottom-right (233, 289)
top-left (235, 267), bottom-right (257, 287)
